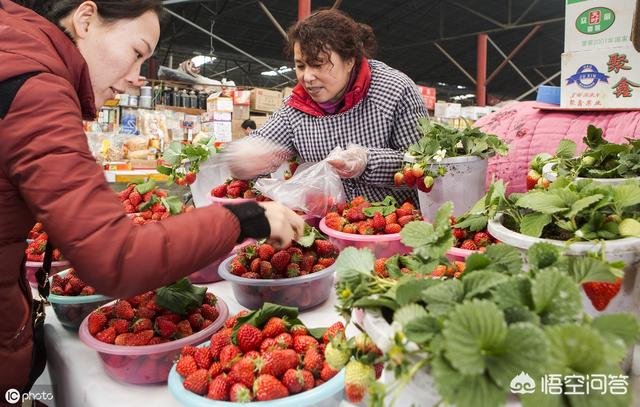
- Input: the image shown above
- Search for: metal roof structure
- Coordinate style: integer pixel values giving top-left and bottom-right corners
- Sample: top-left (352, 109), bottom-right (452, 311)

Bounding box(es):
top-left (156, 0), bottom-right (566, 103)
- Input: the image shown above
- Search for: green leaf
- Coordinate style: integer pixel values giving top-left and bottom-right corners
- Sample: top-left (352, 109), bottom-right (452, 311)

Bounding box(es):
top-left (385, 255), bottom-right (404, 279)
top-left (516, 192), bottom-right (568, 215)
top-left (502, 306), bottom-right (540, 325)
top-left (404, 315), bottom-right (441, 343)
top-left (422, 279), bottom-right (464, 305)
top-left (484, 244), bottom-right (524, 275)
top-left (232, 303), bottom-right (301, 340)
top-left (519, 213), bottom-right (551, 237)
top-left (568, 256), bottom-right (618, 284)
top-left (434, 201), bottom-right (454, 231)
top-left (162, 141), bottom-right (184, 165)
top-left (135, 179), bottom-right (156, 195)
top-left (362, 206), bottom-right (396, 217)
top-left (162, 196), bottom-right (184, 215)
top-left (567, 194), bottom-right (604, 219)
top-left (295, 225), bottom-right (321, 248)
top-left (395, 277), bottom-right (437, 306)
top-left (545, 324), bottom-right (606, 374)
top-left (352, 296), bottom-right (400, 311)
top-left (486, 323), bottom-right (548, 387)
top-left (393, 303), bottom-right (428, 326)
top-left (527, 242), bottom-right (562, 270)
top-left (556, 139), bottom-right (577, 159)
top-left (335, 247), bottom-right (375, 280)
top-left (584, 124), bottom-right (605, 148)
top-left (613, 184), bottom-right (640, 208)
top-left (463, 270), bottom-right (509, 299)
top-left (531, 269), bottom-right (583, 325)
top-left (591, 313), bottom-right (640, 347)
top-left (454, 215), bottom-right (489, 232)
top-left (306, 327), bottom-right (327, 341)
top-left (447, 373), bottom-right (506, 407)
top-left (464, 253), bottom-right (491, 273)
top-left (400, 221), bottom-right (437, 248)
top-left (138, 194), bottom-right (159, 212)
top-left (443, 300), bottom-right (508, 375)
top-left (493, 276), bottom-right (534, 310)
top-left (155, 278), bottom-right (207, 315)
top-left (619, 218), bottom-right (640, 237)
top-left (156, 165), bottom-right (173, 176)
top-left (431, 356), bottom-right (466, 404)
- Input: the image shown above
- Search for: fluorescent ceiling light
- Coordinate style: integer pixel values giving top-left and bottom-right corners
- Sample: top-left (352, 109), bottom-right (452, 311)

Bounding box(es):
top-left (192, 55), bottom-right (216, 67)
top-left (261, 66), bottom-right (293, 76)
top-left (452, 93), bottom-right (476, 100)
top-left (456, 85), bottom-right (466, 89)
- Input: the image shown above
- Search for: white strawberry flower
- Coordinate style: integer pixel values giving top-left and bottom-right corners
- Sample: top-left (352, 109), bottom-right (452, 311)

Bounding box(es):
top-left (433, 149), bottom-right (447, 163)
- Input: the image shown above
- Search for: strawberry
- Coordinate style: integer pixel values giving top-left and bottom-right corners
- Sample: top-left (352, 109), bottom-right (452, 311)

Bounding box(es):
top-left (188, 313), bottom-right (205, 331)
top-left (293, 335), bottom-right (318, 354)
top-left (416, 175), bottom-right (434, 193)
top-left (155, 318), bottom-right (177, 339)
top-left (357, 222), bottom-right (374, 235)
top-left (177, 320), bottom-right (193, 338)
top-left (229, 180), bottom-right (249, 190)
top-left (260, 338), bottom-right (278, 353)
top-left (259, 261), bottom-right (274, 279)
top-left (393, 171), bottom-right (404, 186)
top-left (151, 202), bottom-right (166, 213)
top-left (372, 212), bottom-right (386, 231)
top-left (241, 272), bottom-right (260, 279)
top-left (315, 258), bottom-right (334, 269)
top-left (290, 325), bottom-right (308, 337)
top-left (322, 322), bottom-right (345, 345)
top-left (350, 196), bottom-right (367, 207)
top-left (142, 191), bottom-right (154, 202)
top-left (257, 349), bottom-right (299, 378)
top-left (342, 223), bottom-right (358, 234)
top-left (344, 360), bottom-right (375, 403)
top-left (282, 369), bottom-right (304, 394)
top-left (411, 163), bottom-right (424, 178)
top-left (227, 186), bottom-right (242, 198)
top-left (452, 228), bottom-right (467, 241)
top-left (185, 172), bottom-right (197, 185)
top-left (275, 333), bottom-right (293, 349)
top-left (320, 361), bottom-right (339, 381)
top-left (403, 166), bottom-right (416, 188)
top-left (208, 361), bottom-right (224, 379)
top-left (303, 347), bottom-right (323, 375)
top-left (385, 213), bottom-right (398, 225)
top-left (526, 169), bottom-right (541, 190)
top-left (109, 318), bottom-right (130, 335)
top-left (301, 255), bottom-right (316, 272)
top-left (262, 317), bottom-right (287, 338)
top-left (473, 232), bottom-right (491, 247)
top-left (312, 264), bottom-right (326, 273)
top-left (253, 374), bottom-right (289, 401)
top-left (225, 311), bottom-right (249, 329)
top-left (127, 330), bottom-right (154, 346)
top-left (285, 263), bottom-right (300, 278)
top-left (271, 250), bottom-right (291, 272)
top-left (432, 265), bottom-right (447, 277)
top-left (237, 324), bottom-right (263, 353)
top-left (95, 327), bottom-right (116, 344)
top-left (229, 382), bottom-right (252, 403)
top-left (384, 223), bottom-right (402, 234)
top-left (204, 292), bottom-right (218, 306)
top-left (230, 259), bottom-right (248, 276)
top-left (354, 333), bottom-right (380, 355)
top-left (395, 208), bottom-right (412, 217)
top-left (374, 258), bottom-right (389, 278)
top-left (211, 184), bottom-right (228, 198)
top-left (583, 278), bottom-right (622, 311)
top-left (460, 239), bottom-right (478, 251)
top-left (201, 304), bottom-right (219, 321)
top-left (114, 300), bottom-right (134, 320)
top-left (398, 215), bottom-right (415, 227)
top-left (324, 215), bottom-right (346, 232)
top-left (229, 358), bottom-right (256, 388)
top-left (183, 369), bottom-right (210, 396)
top-left (207, 374), bottom-right (230, 401)
top-left (194, 347), bottom-right (213, 369)
top-left (244, 351), bottom-right (261, 361)
top-left (374, 362), bottom-right (384, 379)
top-left (287, 247), bottom-right (304, 264)
top-left (345, 207), bottom-right (365, 223)
top-left (537, 177), bottom-right (551, 189)
top-left (88, 311), bottom-right (107, 336)
top-left (129, 191), bottom-right (142, 207)
top-left (250, 258), bottom-right (261, 274)
top-left (220, 344), bottom-right (242, 369)
top-left (315, 240), bottom-right (337, 257)
top-left (80, 286), bottom-right (96, 296)
top-left (137, 306), bottom-right (156, 320)
top-left (177, 354), bottom-right (198, 378)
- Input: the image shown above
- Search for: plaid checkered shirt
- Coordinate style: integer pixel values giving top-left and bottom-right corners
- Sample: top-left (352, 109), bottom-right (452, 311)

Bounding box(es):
top-left (250, 59), bottom-right (428, 203)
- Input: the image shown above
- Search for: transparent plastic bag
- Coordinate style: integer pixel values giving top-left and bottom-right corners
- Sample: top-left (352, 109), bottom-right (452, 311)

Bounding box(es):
top-left (189, 157), bottom-right (230, 208)
top-left (254, 147), bottom-right (347, 217)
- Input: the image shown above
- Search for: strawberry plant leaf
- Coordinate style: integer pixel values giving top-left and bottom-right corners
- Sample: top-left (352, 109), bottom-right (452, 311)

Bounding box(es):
top-left (566, 194), bottom-right (603, 219)
top-left (545, 324), bottom-right (606, 374)
top-left (335, 247), bottom-right (375, 280)
top-left (295, 224), bottom-right (320, 247)
top-left (156, 165), bottom-right (173, 176)
top-left (592, 313), bottom-right (640, 349)
top-left (404, 315), bottom-right (440, 343)
top-left (462, 270), bottom-right (508, 299)
top-left (395, 277), bottom-right (437, 306)
top-left (138, 194), bottom-right (159, 212)
top-left (443, 300), bottom-right (508, 375)
top-left (432, 356), bottom-right (467, 405)
top-left (531, 269), bottom-right (582, 325)
top-left (363, 206), bottom-right (396, 217)
top-left (162, 141), bottom-right (184, 165)
top-left (385, 255), bottom-right (403, 279)
top-left (463, 253), bottom-right (491, 273)
top-left (422, 279), bottom-right (464, 308)
top-left (163, 196), bottom-right (183, 215)
top-left (612, 184), bottom-right (640, 209)
top-left (502, 305), bottom-right (540, 325)
top-left (400, 221), bottom-right (437, 248)
top-left (527, 242), bottom-right (561, 270)
top-left (515, 192), bottom-right (568, 215)
top-left (484, 245), bottom-right (523, 275)
top-left (493, 276), bottom-right (534, 310)
top-left (568, 256), bottom-right (618, 284)
top-left (306, 327), bottom-right (328, 341)
top-left (555, 139), bottom-right (577, 159)
top-left (519, 213), bottom-right (551, 237)
top-left (156, 278), bottom-right (207, 315)
top-left (353, 296), bottom-right (400, 312)
top-left (486, 322), bottom-right (548, 388)
top-left (393, 303), bottom-right (428, 326)
top-left (454, 215), bottom-right (488, 232)
top-left (135, 179), bottom-right (156, 194)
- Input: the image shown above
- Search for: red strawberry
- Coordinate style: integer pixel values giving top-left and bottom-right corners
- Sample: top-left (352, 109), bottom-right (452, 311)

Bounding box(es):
top-left (372, 212), bottom-right (386, 231)
top-left (314, 240), bottom-right (337, 257)
top-left (262, 317), bottom-right (287, 338)
top-left (220, 344), bottom-right (242, 369)
top-left (460, 239), bottom-right (478, 251)
top-left (155, 318), bottom-right (177, 339)
top-left (188, 313), bottom-right (205, 331)
top-left (250, 258), bottom-right (261, 274)
top-left (293, 335), bottom-right (318, 354)
top-left (244, 351), bottom-right (261, 361)
top-left (260, 261), bottom-right (274, 279)
top-left (200, 304), bottom-right (219, 321)
top-left (204, 292), bottom-right (218, 306)
top-left (374, 258), bottom-right (389, 278)
top-left (322, 322), bottom-right (345, 344)
top-left (229, 382), bottom-right (252, 403)
top-left (286, 263), bottom-right (301, 278)
top-left (411, 163), bottom-right (424, 178)
top-left (384, 223), bottom-right (402, 234)
top-left (325, 215), bottom-right (346, 232)
top-left (385, 213), bottom-right (398, 225)
top-left (207, 374), bottom-right (230, 401)
top-left (473, 232), bottom-right (491, 247)
top-left (452, 228), bottom-right (467, 241)
top-left (342, 224), bottom-right (358, 234)
top-left (398, 215), bottom-right (414, 227)
top-left (227, 186), bottom-right (242, 198)
top-left (301, 255), bottom-right (316, 272)
top-left (183, 369), bottom-right (209, 396)
top-left (129, 191), bottom-right (142, 207)
top-left (395, 208), bottom-right (412, 217)
top-left (320, 361), bottom-right (339, 381)
top-left (287, 247), bottom-right (304, 264)
top-left (253, 374), bottom-right (289, 401)
top-left (211, 184), bottom-right (228, 198)
top-left (303, 347), bottom-right (323, 375)
top-left (271, 250), bottom-right (291, 272)
top-left (241, 272), bottom-right (260, 279)
top-left (312, 264), bottom-right (326, 273)
top-left (416, 175), bottom-right (434, 193)
top-left (345, 207), bottom-right (365, 223)
top-left (275, 333), bottom-right (293, 349)
top-left (231, 259), bottom-right (248, 276)
top-left (375, 362), bottom-right (384, 379)
top-left (402, 166), bottom-right (416, 188)
top-left (225, 311), bottom-right (249, 329)
top-left (260, 338), bottom-right (278, 353)
top-left (257, 349), bottom-right (298, 377)
top-left (237, 324), bottom-right (263, 353)
top-left (229, 358), bottom-right (256, 388)
top-left (194, 347), bottom-right (213, 370)
top-left (229, 180), bottom-right (249, 190)
top-left (526, 169), bottom-right (541, 190)
top-left (208, 361), bottom-right (224, 379)
top-left (142, 191), bottom-right (154, 202)
top-left (357, 222), bottom-right (374, 235)
top-left (177, 320), bottom-right (193, 338)
top-left (282, 369), bottom-right (304, 394)
top-left (114, 300), bottom-right (134, 320)
top-left (185, 172), bottom-right (197, 185)
top-left (137, 306), bottom-right (156, 320)
top-left (177, 354), bottom-right (198, 378)
top-left (109, 318), bottom-right (130, 335)
top-left (393, 171), bottom-right (404, 186)
top-left (583, 278), bottom-right (622, 311)
top-left (88, 311), bottom-right (107, 336)
top-left (127, 330), bottom-right (154, 346)
top-left (95, 327), bottom-right (116, 344)
top-left (317, 258), bottom-right (335, 268)
top-left (290, 325), bottom-right (308, 337)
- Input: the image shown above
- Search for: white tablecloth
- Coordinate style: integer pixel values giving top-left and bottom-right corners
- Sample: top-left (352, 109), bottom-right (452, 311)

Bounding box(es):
top-left (41, 280), bottom-right (355, 407)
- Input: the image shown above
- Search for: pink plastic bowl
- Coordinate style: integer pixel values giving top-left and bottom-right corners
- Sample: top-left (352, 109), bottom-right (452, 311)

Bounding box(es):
top-left (79, 297), bottom-right (229, 384)
top-left (209, 195), bottom-right (256, 206)
top-left (319, 218), bottom-right (412, 259)
top-left (445, 247), bottom-right (478, 262)
top-left (187, 240), bottom-right (254, 284)
top-left (25, 260), bottom-right (71, 288)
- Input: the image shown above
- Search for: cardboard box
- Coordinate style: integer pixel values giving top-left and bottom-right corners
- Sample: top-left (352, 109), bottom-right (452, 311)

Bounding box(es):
top-left (232, 90), bottom-right (251, 105)
top-left (561, 45), bottom-right (640, 108)
top-left (434, 102), bottom-right (462, 119)
top-left (201, 111), bottom-right (232, 123)
top-left (233, 105), bottom-right (250, 121)
top-left (232, 119), bottom-right (245, 140)
top-left (202, 120), bottom-right (233, 142)
top-left (565, 0), bottom-right (635, 53)
top-left (282, 87), bottom-right (294, 99)
top-left (250, 115), bottom-right (270, 128)
top-left (250, 88), bottom-right (283, 112)
top-left (461, 106), bottom-right (491, 121)
top-left (206, 96), bottom-right (233, 112)
top-left (415, 85), bottom-right (436, 110)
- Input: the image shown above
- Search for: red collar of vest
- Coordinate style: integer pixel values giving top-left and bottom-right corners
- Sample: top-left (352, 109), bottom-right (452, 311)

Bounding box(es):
top-left (287, 58), bottom-right (372, 117)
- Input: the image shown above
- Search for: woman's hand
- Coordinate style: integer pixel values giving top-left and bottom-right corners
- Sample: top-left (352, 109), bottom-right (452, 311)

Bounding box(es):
top-left (223, 137), bottom-right (290, 179)
top-left (327, 144), bottom-right (369, 178)
top-left (258, 201), bottom-right (305, 248)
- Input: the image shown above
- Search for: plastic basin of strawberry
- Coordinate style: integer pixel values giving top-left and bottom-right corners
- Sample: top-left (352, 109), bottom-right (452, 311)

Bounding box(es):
top-left (218, 256), bottom-right (335, 311)
top-left (78, 297), bottom-right (229, 385)
top-left (47, 269), bottom-right (113, 331)
top-left (168, 341), bottom-right (346, 407)
top-left (25, 260), bottom-right (71, 288)
top-left (209, 196), bottom-right (256, 206)
top-left (319, 218), bottom-right (412, 259)
top-left (188, 240), bottom-right (255, 284)
top-left (445, 246), bottom-right (478, 262)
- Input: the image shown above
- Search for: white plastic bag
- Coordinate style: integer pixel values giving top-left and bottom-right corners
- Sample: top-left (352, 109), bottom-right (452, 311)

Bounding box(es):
top-left (189, 158), bottom-right (230, 208)
top-left (254, 147), bottom-right (347, 217)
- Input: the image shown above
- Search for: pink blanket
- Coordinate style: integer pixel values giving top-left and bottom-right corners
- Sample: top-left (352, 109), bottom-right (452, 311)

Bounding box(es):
top-left (476, 101), bottom-right (640, 192)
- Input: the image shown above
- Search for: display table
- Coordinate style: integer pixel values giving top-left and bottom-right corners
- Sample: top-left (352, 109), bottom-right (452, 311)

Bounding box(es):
top-left (104, 170), bottom-right (167, 183)
top-left (41, 279), bottom-right (354, 407)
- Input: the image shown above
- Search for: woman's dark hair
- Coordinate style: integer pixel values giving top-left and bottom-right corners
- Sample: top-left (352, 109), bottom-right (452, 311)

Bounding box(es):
top-left (241, 119), bottom-right (257, 130)
top-left (15, 0), bottom-right (164, 24)
top-left (286, 9), bottom-right (377, 66)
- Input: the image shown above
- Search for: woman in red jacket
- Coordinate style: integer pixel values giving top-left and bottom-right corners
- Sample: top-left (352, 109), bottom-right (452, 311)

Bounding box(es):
top-left (0, 0), bottom-right (303, 394)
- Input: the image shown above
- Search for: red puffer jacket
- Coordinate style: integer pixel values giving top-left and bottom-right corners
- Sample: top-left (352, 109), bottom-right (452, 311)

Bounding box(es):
top-left (0, 0), bottom-right (240, 392)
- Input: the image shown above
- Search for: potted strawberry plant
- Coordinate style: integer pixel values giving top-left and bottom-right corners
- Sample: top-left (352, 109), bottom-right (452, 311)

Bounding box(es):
top-left (395, 118), bottom-right (509, 221)
top-left (484, 177), bottom-right (640, 317)
top-left (333, 206), bottom-right (639, 407)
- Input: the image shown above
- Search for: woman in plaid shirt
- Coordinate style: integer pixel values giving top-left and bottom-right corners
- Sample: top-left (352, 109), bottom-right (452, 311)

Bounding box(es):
top-left (226, 9), bottom-right (427, 203)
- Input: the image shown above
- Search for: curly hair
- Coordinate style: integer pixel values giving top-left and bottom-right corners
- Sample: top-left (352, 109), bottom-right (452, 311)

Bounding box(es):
top-left (286, 9), bottom-right (377, 66)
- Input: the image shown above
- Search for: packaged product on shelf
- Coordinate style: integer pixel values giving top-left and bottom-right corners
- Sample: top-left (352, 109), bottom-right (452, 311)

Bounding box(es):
top-left (206, 95), bottom-right (233, 112)
top-left (120, 108), bottom-right (138, 134)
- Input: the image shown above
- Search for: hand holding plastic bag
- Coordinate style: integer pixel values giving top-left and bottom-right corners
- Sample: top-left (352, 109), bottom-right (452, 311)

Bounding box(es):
top-left (326, 144), bottom-right (368, 178)
top-left (254, 147), bottom-right (347, 217)
top-left (220, 137), bottom-right (291, 180)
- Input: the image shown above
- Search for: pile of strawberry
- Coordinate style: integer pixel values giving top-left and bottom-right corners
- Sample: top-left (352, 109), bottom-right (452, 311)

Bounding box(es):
top-left (211, 178), bottom-right (271, 201)
top-left (450, 216), bottom-right (497, 251)
top-left (229, 239), bottom-right (338, 279)
top-left (373, 257), bottom-right (466, 280)
top-left (324, 196), bottom-right (422, 235)
top-left (176, 312), bottom-right (346, 402)
top-left (51, 269), bottom-right (96, 296)
top-left (88, 291), bottom-right (220, 346)
top-left (118, 181), bottom-right (168, 215)
top-left (25, 229), bottom-right (64, 262)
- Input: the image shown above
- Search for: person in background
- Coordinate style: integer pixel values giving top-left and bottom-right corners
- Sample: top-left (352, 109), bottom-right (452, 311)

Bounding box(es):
top-left (241, 119), bottom-right (257, 136)
top-left (0, 0), bottom-right (303, 394)
top-left (223, 9), bottom-right (427, 203)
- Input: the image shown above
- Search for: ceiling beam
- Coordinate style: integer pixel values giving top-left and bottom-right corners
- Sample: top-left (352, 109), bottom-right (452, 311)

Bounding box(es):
top-left (257, 1), bottom-right (288, 40)
top-left (433, 43), bottom-right (477, 84)
top-left (447, 0), bottom-right (507, 29)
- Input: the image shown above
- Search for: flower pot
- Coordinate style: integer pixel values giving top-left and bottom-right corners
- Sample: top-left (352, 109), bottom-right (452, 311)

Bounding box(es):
top-left (542, 163), bottom-right (638, 185)
top-left (404, 153), bottom-right (488, 221)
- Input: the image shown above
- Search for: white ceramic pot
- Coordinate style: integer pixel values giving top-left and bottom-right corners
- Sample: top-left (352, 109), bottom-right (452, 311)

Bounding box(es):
top-left (542, 162), bottom-right (638, 185)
